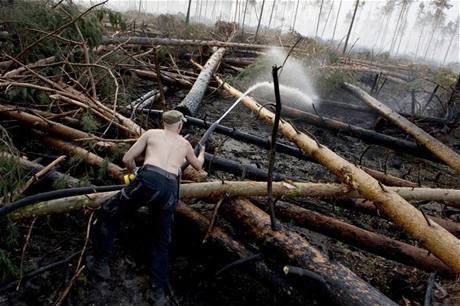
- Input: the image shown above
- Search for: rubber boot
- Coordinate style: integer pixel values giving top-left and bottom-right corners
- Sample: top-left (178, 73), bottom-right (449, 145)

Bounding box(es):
top-left (148, 286), bottom-right (167, 306)
top-left (86, 255), bottom-right (111, 281)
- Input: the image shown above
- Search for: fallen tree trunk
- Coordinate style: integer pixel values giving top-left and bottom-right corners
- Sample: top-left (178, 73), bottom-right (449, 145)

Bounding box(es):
top-left (102, 36), bottom-right (285, 50)
top-left (11, 181), bottom-right (460, 219)
top-left (255, 200), bottom-right (454, 277)
top-left (0, 105), bottom-right (115, 150)
top-left (146, 109), bottom-right (416, 187)
top-left (130, 68), bottom-right (194, 88)
top-left (214, 74), bottom-right (460, 274)
top-left (344, 83), bottom-right (460, 174)
top-left (175, 203), bottom-right (301, 300)
top-left (334, 199), bottom-right (460, 238)
top-left (60, 84), bottom-right (144, 137)
top-left (319, 99), bottom-right (374, 113)
top-left (175, 47), bottom-right (226, 115)
top-left (204, 153), bottom-right (300, 181)
top-left (222, 198), bottom-right (397, 306)
top-left (279, 105), bottom-right (437, 162)
top-left (37, 134), bottom-right (123, 181)
top-left (0, 152), bottom-right (80, 188)
top-left (3, 56), bottom-right (56, 78)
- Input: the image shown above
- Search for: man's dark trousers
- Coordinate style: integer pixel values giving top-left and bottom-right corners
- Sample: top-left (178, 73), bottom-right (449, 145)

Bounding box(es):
top-left (92, 164), bottom-right (178, 289)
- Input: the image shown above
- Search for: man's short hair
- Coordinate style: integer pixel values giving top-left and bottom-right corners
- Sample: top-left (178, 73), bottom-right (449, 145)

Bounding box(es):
top-left (163, 110), bottom-right (187, 125)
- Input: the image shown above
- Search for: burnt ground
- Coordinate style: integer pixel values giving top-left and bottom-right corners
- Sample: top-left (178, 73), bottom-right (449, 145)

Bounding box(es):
top-left (1, 70), bottom-right (460, 306)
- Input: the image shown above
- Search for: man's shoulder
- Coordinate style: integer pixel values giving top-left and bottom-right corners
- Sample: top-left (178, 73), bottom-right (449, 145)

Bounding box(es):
top-left (144, 129), bottom-right (162, 135)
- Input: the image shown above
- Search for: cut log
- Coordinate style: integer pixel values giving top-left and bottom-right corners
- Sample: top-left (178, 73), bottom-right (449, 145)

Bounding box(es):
top-left (175, 47), bottom-right (226, 115)
top-left (279, 105), bottom-right (437, 162)
top-left (344, 83), bottom-right (460, 174)
top-left (213, 74), bottom-right (460, 274)
top-left (255, 200), bottom-right (454, 277)
top-left (222, 198), bottom-right (397, 306)
top-left (11, 181), bottom-right (460, 219)
top-left (37, 134), bottom-right (124, 181)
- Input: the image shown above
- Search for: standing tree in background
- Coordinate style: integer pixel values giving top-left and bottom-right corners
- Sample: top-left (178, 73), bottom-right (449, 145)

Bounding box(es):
top-left (242, 0), bottom-right (250, 34)
top-left (389, 0), bottom-right (412, 54)
top-left (254, 0), bottom-right (266, 41)
top-left (423, 0), bottom-right (452, 59)
top-left (393, 0), bottom-right (414, 55)
top-left (268, 0), bottom-right (276, 28)
top-left (315, 0), bottom-right (325, 38)
top-left (414, 2), bottom-right (430, 57)
top-left (321, 1), bottom-right (334, 37)
top-left (442, 17), bottom-right (459, 64)
top-left (185, 0), bottom-right (192, 24)
top-left (292, 0), bottom-right (300, 32)
top-left (375, 0), bottom-right (396, 50)
top-left (331, 0), bottom-right (343, 42)
top-left (342, 0), bottom-right (360, 54)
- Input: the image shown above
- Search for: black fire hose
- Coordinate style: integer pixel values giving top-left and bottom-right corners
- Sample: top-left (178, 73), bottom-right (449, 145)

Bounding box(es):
top-left (0, 185), bottom-right (124, 219)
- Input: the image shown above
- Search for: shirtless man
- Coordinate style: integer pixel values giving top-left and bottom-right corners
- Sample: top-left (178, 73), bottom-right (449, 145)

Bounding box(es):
top-left (88, 110), bottom-right (205, 305)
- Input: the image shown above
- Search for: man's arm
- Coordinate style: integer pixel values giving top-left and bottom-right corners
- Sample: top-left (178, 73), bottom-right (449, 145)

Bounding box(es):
top-left (122, 132), bottom-right (149, 171)
top-left (185, 142), bottom-right (205, 171)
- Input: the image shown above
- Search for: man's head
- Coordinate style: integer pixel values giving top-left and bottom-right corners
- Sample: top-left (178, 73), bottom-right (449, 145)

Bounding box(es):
top-left (162, 110), bottom-right (187, 132)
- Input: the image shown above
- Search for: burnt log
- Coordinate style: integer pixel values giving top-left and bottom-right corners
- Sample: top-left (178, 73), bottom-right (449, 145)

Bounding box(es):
top-left (175, 203), bottom-right (301, 300)
top-left (204, 153), bottom-right (301, 181)
top-left (255, 200), bottom-right (454, 277)
top-left (344, 83), bottom-right (460, 173)
top-left (223, 198), bottom-right (397, 306)
top-left (334, 199), bottom-right (460, 238)
top-left (280, 105), bottom-right (437, 162)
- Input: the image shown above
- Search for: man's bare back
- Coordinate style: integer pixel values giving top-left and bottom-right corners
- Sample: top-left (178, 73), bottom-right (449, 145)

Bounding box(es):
top-left (122, 128), bottom-right (204, 175)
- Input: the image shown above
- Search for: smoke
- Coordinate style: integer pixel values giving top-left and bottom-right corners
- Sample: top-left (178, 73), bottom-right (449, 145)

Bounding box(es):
top-left (246, 47), bottom-right (319, 112)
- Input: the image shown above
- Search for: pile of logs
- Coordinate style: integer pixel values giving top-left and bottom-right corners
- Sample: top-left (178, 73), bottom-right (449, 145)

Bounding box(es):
top-left (1, 23), bottom-right (460, 305)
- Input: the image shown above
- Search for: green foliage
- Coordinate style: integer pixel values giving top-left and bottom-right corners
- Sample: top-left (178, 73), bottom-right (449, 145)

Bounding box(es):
top-left (229, 59), bottom-right (271, 88)
top-left (0, 248), bottom-right (17, 283)
top-left (0, 218), bottom-right (19, 283)
top-left (432, 68), bottom-right (456, 88)
top-left (315, 69), bottom-right (355, 98)
top-left (112, 143), bottom-right (130, 161)
top-left (81, 111), bottom-right (100, 132)
top-left (0, 147), bottom-right (26, 201)
top-left (51, 175), bottom-right (71, 190)
top-left (0, 0), bottom-right (104, 62)
top-left (97, 158), bottom-right (109, 180)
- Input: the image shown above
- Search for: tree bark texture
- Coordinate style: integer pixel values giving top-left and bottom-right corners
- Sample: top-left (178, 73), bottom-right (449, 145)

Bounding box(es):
top-left (176, 47), bottom-right (226, 115)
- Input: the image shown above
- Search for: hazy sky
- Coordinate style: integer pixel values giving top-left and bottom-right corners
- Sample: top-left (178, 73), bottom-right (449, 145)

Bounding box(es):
top-left (80, 0), bottom-right (460, 64)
